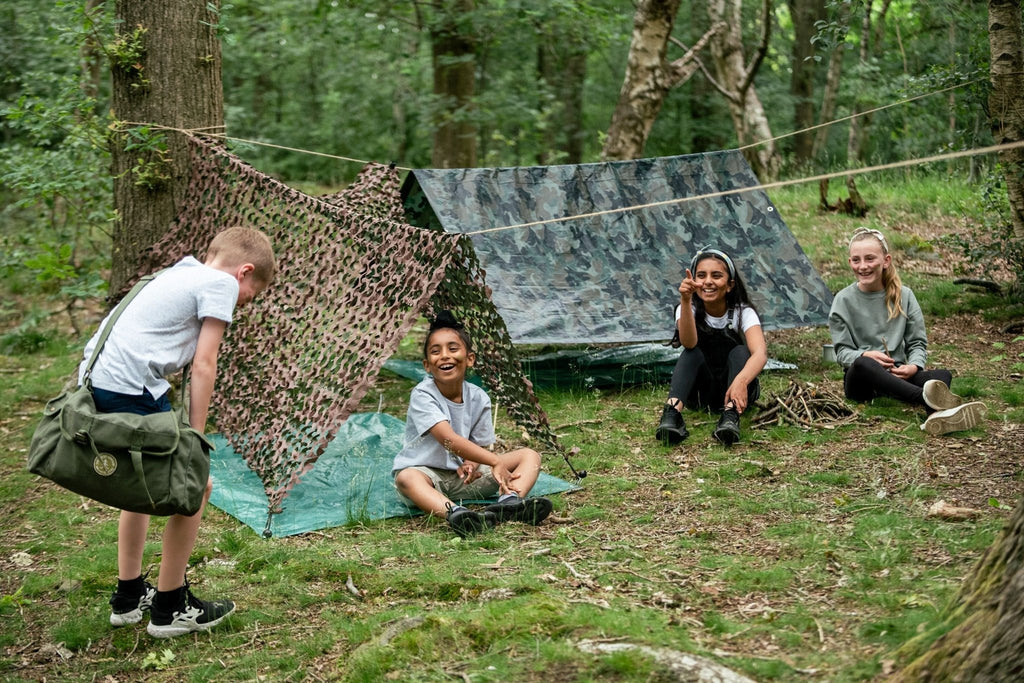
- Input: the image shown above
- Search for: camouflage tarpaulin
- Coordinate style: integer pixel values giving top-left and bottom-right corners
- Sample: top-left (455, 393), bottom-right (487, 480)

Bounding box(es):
top-left (131, 136), bottom-right (559, 519)
top-left (402, 151), bottom-right (833, 344)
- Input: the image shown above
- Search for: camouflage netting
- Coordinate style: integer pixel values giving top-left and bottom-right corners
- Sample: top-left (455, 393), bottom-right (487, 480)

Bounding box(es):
top-left (132, 136), bottom-right (559, 513)
top-left (402, 151), bottom-right (834, 344)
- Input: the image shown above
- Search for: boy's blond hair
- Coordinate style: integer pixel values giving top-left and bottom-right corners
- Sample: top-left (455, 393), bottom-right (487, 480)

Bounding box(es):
top-left (206, 227), bottom-right (277, 283)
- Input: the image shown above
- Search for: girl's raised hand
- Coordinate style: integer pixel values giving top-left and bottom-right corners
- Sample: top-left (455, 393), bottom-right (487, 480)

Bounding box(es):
top-left (678, 269), bottom-right (699, 299)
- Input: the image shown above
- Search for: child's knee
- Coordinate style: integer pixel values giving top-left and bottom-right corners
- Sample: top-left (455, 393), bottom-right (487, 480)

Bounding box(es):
top-left (509, 447), bottom-right (541, 468)
top-left (394, 468), bottom-right (430, 495)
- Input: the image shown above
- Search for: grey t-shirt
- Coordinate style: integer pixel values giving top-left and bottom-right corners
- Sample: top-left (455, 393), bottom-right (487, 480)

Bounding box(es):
top-left (78, 256), bottom-right (238, 399)
top-left (391, 377), bottom-right (495, 475)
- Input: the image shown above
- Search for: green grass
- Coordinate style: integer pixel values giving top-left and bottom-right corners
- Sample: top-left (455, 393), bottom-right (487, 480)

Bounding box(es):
top-left (2, 173), bottom-right (1022, 681)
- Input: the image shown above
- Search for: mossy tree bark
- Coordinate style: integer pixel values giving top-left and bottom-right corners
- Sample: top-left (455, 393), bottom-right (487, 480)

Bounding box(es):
top-left (786, 0), bottom-right (825, 167)
top-left (109, 0), bottom-right (224, 297)
top-left (429, 0), bottom-right (477, 169)
top-left (988, 0), bottom-right (1024, 239)
top-left (893, 495), bottom-right (1024, 681)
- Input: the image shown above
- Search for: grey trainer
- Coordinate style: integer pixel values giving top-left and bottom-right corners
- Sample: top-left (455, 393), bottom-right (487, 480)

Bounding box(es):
top-left (147, 584), bottom-right (235, 638)
top-left (921, 401), bottom-right (986, 435)
top-left (922, 380), bottom-right (963, 411)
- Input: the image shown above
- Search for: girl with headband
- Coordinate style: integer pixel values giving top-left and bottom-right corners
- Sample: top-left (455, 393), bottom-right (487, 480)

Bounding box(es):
top-left (656, 247), bottom-right (767, 446)
top-left (828, 227), bottom-right (985, 434)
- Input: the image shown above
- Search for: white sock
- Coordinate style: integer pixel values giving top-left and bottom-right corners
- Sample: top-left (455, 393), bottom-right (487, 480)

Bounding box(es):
top-left (498, 492), bottom-right (520, 502)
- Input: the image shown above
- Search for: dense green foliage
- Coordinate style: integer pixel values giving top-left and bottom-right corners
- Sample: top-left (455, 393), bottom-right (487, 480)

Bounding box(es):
top-left (2, 0), bottom-right (996, 182)
top-left (0, 0), bottom-right (1018, 332)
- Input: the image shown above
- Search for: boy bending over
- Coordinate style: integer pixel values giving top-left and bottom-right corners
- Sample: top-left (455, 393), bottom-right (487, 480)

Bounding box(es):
top-left (84, 227), bottom-right (276, 637)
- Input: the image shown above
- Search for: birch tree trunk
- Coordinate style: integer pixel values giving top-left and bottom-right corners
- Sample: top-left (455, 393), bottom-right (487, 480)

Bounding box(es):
top-left (988, 0), bottom-right (1024, 238)
top-left (707, 0), bottom-right (781, 181)
top-left (601, 0), bottom-right (719, 160)
top-left (602, 0), bottom-right (681, 161)
top-left (109, 0), bottom-right (224, 296)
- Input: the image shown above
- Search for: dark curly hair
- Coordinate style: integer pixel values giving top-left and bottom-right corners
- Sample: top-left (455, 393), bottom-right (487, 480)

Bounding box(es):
top-left (422, 310), bottom-right (473, 358)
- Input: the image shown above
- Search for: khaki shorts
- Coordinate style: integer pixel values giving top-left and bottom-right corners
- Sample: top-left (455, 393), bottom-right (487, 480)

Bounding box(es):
top-left (396, 465), bottom-right (499, 505)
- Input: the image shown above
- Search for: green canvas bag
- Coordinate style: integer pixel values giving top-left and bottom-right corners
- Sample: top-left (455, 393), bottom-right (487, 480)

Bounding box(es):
top-left (26, 272), bottom-right (213, 516)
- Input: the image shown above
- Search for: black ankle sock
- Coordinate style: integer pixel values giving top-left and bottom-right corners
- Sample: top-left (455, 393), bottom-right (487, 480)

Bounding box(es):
top-left (117, 575), bottom-right (145, 596)
top-left (154, 586), bottom-right (184, 610)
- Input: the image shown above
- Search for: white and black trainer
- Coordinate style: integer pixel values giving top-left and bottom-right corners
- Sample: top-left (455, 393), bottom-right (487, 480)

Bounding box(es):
top-left (109, 580), bottom-right (157, 626)
top-left (147, 583), bottom-right (235, 638)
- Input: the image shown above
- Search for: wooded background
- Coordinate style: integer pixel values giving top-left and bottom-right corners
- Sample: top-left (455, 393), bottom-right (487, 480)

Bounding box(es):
top-left (1, 0), bottom-right (1003, 184)
top-left (6, 0), bottom-right (1020, 300)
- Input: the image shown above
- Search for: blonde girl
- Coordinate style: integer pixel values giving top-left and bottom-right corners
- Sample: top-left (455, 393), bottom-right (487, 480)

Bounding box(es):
top-left (828, 228), bottom-right (984, 434)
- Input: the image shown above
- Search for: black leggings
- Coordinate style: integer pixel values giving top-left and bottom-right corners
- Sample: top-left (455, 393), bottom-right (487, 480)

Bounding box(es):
top-left (668, 346), bottom-right (760, 411)
top-left (843, 355), bottom-right (952, 406)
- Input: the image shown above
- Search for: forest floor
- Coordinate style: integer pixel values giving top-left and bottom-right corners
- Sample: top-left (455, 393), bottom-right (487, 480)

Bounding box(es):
top-left (3, 187), bottom-right (1024, 681)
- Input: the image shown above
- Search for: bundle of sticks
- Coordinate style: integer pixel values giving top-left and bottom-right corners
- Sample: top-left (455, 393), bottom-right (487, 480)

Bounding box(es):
top-left (750, 380), bottom-right (857, 430)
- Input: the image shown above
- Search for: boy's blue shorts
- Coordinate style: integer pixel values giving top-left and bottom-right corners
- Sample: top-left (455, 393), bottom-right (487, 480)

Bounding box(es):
top-left (91, 386), bottom-right (171, 416)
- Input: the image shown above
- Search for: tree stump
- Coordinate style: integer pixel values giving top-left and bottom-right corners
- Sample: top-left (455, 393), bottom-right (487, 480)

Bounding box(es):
top-left (892, 495), bottom-right (1024, 681)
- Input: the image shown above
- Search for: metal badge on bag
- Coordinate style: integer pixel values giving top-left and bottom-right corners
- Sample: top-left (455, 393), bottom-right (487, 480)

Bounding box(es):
top-left (93, 453), bottom-right (117, 476)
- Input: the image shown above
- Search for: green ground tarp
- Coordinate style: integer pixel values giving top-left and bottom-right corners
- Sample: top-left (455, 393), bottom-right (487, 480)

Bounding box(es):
top-left (402, 150), bottom-right (833, 345)
top-left (384, 345), bottom-right (797, 391)
top-left (208, 412), bottom-right (578, 538)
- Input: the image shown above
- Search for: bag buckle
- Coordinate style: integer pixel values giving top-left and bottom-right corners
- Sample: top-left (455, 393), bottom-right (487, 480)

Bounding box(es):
top-left (73, 430), bottom-right (89, 445)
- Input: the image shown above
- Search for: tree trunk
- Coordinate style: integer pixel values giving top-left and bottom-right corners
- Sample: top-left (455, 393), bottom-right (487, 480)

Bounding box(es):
top-left (109, 0), bottom-right (224, 296)
top-left (79, 0), bottom-right (104, 103)
top-left (893, 494), bottom-right (1024, 680)
top-left (562, 49), bottom-right (587, 164)
top-left (811, 0), bottom-right (849, 161)
top-left (602, 0), bottom-right (682, 161)
top-left (537, 24), bottom-right (587, 165)
top-left (787, 0), bottom-right (825, 166)
top-left (843, 0), bottom-right (873, 215)
top-left (430, 0), bottom-right (477, 169)
top-left (706, 0), bottom-right (781, 181)
top-left (988, 0), bottom-right (1024, 238)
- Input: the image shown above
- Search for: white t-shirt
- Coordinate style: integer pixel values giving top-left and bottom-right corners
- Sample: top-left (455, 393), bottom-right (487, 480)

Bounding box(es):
top-left (78, 257), bottom-right (238, 399)
top-left (392, 377), bottom-right (495, 475)
top-left (674, 303), bottom-right (761, 333)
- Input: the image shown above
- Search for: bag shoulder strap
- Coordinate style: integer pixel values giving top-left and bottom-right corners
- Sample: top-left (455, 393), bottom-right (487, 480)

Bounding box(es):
top-left (81, 271), bottom-right (162, 381)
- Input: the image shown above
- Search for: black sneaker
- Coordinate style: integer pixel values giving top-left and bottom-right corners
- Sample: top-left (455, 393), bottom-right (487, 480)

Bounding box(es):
top-left (484, 494), bottom-right (553, 525)
top-left (713, 407), bottom-right (741, 446)
top-left (655, 404), bottom-right (689, 445)
top-left (146, 583), bottom-right (235, 638)
top-left (109, 580), bottom-right (156, 626)
top-left (446, 505), bottom-right (497, 537)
